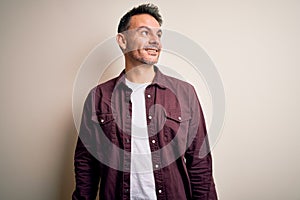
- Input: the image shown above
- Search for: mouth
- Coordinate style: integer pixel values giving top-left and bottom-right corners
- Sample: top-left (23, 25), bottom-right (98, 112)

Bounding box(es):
top-left (144, 47), bottom-right (159, 55)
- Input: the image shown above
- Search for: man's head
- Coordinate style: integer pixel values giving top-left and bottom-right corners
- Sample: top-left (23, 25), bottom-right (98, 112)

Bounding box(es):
top-left (116, 4), bottom-right (163, 66)
top-left (117, 3), bottom-right (162, 34)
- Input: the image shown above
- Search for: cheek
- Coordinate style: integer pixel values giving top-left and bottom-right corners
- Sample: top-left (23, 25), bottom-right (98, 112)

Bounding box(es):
top-left (134, 49), bottom-right (147, 57)
top-left (127, 41), bottom-right (144, 52)
top-left (127, 37), bottom-right (150, 54)
top-left (134, 37), bottom-right (148, 47)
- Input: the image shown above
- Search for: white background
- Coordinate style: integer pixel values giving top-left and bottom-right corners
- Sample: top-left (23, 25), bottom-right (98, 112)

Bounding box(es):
top-left (0, 0), bottom-right (299, 199)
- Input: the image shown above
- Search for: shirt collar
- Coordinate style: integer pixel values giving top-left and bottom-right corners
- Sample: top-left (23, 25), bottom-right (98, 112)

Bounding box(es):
top-left (115, 66), bottom-right (167, 90)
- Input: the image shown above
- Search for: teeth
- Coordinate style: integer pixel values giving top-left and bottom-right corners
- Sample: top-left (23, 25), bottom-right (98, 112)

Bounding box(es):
top-left (146, 48), bottom-right (158, 53)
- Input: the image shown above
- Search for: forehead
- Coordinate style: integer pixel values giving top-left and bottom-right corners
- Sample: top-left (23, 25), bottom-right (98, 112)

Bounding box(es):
top-left (128, 14), bottom-right (160, 29)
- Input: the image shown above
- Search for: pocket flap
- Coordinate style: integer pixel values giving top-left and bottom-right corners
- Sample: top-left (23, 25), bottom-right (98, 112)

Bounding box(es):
top-left (92, 113), bottom-right (115, 124)
top-left (165, 110), bottom-right (190, 123)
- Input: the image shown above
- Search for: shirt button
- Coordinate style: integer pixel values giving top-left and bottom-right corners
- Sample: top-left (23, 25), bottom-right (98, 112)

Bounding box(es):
top-left (100, 119), bottom-right (104, 123)
top-left (152, 139), bottom-right (156, 144)
top-left (148, 115), bottom-right (152, 120)
top-left (147, 94), bottom-right (151, 98)
top-left (155, 164), bottom-right (159, 168)
top-left (125, 189), bottom-right (129, 193)
top-left (178, 116), bottom-right (182, 121)
top-left (158, 189), bottom-right (162, 194)
top-left (126, 138), bottom-right (130, 143)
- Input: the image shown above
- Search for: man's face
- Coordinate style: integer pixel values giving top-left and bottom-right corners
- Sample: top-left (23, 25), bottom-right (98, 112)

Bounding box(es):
top-left (124, 14), bottom-right (162, 65)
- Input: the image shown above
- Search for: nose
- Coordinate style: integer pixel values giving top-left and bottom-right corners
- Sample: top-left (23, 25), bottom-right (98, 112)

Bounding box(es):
top-left (149, 32), bottom-right (160, 45)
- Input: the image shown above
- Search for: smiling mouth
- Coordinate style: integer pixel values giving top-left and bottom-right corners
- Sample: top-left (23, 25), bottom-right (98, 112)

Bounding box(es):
top-left (144, 48), bottom-right (159, 54)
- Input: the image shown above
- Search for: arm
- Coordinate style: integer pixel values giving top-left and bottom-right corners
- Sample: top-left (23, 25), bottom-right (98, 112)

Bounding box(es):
top-left (185, 86), bottom-right (218, 200)
top-left (72, 90), bottom-right (101, 200)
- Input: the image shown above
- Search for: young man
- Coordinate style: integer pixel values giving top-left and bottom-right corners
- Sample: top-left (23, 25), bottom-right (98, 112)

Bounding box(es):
top-left (73, 4), bottom-right (217, 200)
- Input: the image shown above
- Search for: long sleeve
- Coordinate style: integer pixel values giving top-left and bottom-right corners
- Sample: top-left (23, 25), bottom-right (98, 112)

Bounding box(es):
top-left (185, 86), bottom-right (218, 200)
top-left (72, 90), bottom-right (101, 200)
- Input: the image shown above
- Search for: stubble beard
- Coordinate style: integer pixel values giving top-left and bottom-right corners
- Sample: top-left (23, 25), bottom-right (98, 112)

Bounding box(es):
top-left (131, 50), bottom-right (159, 66)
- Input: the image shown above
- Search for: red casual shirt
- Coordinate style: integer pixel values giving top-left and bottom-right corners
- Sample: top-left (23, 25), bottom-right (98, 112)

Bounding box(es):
top-left (72, 66), bottom-right (218, 200)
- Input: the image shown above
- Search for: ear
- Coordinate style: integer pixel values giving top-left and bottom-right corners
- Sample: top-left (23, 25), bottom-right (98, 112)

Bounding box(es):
top-left (116, 33), bottom-right (127, 51)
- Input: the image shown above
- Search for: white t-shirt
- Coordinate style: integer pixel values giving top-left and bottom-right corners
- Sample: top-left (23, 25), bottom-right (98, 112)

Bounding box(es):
top-left (126, 79), bottom-right (157, 200)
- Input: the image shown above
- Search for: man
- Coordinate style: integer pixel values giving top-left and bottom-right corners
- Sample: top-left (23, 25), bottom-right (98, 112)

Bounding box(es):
top-left (73, 3), bottom-right (217, 200)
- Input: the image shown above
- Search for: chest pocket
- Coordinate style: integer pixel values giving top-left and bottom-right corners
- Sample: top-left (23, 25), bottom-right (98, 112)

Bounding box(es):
top-left (163, 110), bottom-right (191, 143)
top-left (93, 113), bottom-right (117, 142)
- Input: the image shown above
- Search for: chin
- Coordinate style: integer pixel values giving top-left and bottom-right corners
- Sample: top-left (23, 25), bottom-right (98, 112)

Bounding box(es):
top-left (131, 53), bottom-right (159, 65)
top-left (140, 57), bottom-right (159, 65)
top-left (141, 60), bottom-right (158, 65)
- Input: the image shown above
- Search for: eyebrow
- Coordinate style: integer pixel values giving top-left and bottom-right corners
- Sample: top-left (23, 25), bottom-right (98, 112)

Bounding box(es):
top-left (136, 26), bottom-right (162, 34)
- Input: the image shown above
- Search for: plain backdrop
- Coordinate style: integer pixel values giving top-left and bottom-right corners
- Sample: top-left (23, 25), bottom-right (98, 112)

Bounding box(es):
top-left (0, 0), bottom-right (299, 200)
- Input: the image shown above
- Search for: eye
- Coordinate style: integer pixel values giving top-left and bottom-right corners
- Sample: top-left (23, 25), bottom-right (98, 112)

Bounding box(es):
top-left (141, 30), bottom-right (148, 36)
top-left (157, 32), bottom-right (162, 38)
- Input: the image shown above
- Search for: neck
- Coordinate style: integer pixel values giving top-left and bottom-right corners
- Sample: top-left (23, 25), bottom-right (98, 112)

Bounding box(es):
top-left (125, 64), bottom-right (155, 83)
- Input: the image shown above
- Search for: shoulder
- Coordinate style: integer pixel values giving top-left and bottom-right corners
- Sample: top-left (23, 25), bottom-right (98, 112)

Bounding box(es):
top-left (90, 76), bottom-right (119, 96)
top-left (97, 76), bottom-right (119, 91)
top-left (160, 72), bottom-right (195, 95)
top-left (84, 76), bottom-right (120, 106)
